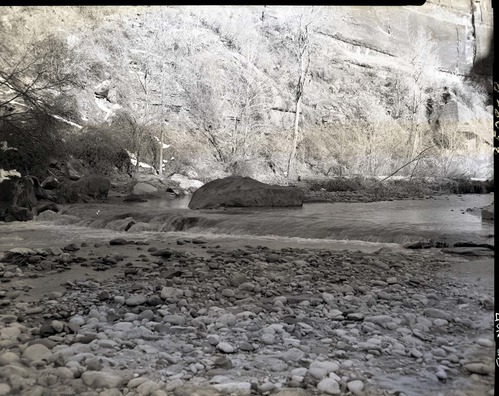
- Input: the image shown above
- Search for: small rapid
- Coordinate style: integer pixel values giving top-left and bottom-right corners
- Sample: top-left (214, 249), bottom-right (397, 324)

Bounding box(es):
top-left (19, 193), bottom-right (494, 248)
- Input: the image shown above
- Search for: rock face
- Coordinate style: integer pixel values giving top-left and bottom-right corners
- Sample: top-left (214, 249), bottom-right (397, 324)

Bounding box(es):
top-left (188, 176), bottom-right (304, 209)
top-left (481, 202), bottom-right (493, 221)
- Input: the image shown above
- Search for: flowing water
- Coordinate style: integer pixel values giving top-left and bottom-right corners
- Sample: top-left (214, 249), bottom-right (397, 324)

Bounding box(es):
top-left (0, 194), bottom-right (493, 251)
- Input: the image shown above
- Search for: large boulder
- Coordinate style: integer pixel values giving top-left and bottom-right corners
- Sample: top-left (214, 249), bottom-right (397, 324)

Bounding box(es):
top-left (0, 177), bottom-right (37, 210)
top-left (41, 176), bottom-right (60, 190)
top-left (170, 173), bottom-right (204, 193)
top-left (132, 182), bottom-right (158, 196)
top-left (482, 203), bottom-right (494, 221)
top-left (62, 175), bottom-right (111, 202)
top-left (0, 176), bottom-right (38, 221)
top-left (188, 176), bottom-right (304, 209)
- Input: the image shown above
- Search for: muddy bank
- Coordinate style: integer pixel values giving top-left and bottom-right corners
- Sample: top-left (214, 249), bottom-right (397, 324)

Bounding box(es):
top-left (0, 230), bottom-right (494, 396)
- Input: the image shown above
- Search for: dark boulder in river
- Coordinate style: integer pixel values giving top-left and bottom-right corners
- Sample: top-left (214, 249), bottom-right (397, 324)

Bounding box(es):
top-left (188, 176), bottom-right (304, 209)
top-left (481, 202), bottom-right (494, 221)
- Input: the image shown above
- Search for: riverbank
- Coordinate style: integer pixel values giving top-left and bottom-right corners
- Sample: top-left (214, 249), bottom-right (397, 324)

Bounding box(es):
top-left (298, 177), bottom-right (494, 204)
top-left (0, 226), bottom-right (494, 396)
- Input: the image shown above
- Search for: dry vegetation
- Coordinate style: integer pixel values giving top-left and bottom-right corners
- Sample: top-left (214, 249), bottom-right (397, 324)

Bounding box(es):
top-left (0, 6), bottom-right (493, 183)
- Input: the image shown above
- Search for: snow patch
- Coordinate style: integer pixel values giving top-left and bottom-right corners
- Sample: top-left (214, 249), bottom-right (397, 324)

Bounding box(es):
top-left (0, 169), bottom-right (21, 183)
top-left (153, 136), bottom-right (171, 149)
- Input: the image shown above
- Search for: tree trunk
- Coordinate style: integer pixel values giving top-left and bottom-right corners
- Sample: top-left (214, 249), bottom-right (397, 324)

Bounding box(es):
top-left (134, 149), bottom-right (140, 179)
top-left (287, 94), bottom-right (302, 181)
top-left (158, 129), bottom-right (164, 176)
top-left (134, 128), bottom-right (141, 179)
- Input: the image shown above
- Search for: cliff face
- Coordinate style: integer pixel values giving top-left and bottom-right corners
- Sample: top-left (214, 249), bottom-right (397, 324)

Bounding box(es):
top-left (317, 1), bottom-right (492, 77)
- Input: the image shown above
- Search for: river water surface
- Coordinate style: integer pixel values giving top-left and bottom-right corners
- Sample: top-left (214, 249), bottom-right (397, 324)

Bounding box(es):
top-left (0, 194), bottom-right (494, 251)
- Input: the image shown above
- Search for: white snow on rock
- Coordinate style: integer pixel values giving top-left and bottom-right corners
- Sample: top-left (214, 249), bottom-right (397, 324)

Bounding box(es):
top-left (0, 169), bottom-right (21, 183)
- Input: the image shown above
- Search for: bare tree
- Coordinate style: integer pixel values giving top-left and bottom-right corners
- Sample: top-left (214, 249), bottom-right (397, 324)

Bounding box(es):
top-left (285, 7), bottom-right (320, 182)
top-left (0, 34), bottom-right (80, 123)
top-left (405, 27), bottom-right (441, 158)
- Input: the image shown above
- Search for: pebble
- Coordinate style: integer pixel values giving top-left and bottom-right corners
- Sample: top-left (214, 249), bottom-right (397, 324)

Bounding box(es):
top-left (126, 295), bottom-right (147, 306)
top-left (51, 320), bottom-right (65, 333)
top-left (23, 344), bottom-right (52, 362)
top-left (0, 235), bottom-right (492, 396)
top-left (163, 315), bottom-right (186, 325)
top-left (212, 382), bottom-right (251, 395)
top-left (0, 352), bottom-right (19, 365)
top-left (464, 363), bottom-right (493, 375)
top-left (347, 380), bottom-right (364, 395)
top-left (423, 308), bottom-right (451, 321)
top-left (81, 371), bottom-right (124, 389)
top-left (476, 338), bottom-right (493, 347)
top-left (317, 377), bottom-right (341, 395)
top-left (161, 287), bottom-right (183, 299)
top-left (207, 335), bottom-right (220, 346)
top-left (221, 289), bottom-right (235, 298)
top-left (217, 342), bottom-right (235, 353)
top-left (261, 334), bottom-right (275, 345)
top-left (0, 384), bottom-right (11, 396)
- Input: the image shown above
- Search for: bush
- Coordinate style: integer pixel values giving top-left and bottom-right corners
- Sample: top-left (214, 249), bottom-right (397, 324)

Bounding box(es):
top-left (66, 126), bottom-right (132, 175)
top-left (0, 111), bottom-right (66, 178)
top-left (308, 177), bottom-right (366, 192)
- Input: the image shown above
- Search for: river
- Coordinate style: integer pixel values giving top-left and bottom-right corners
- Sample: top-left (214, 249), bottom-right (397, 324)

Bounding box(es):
top-left (0, 193), bottom-right (493, 252)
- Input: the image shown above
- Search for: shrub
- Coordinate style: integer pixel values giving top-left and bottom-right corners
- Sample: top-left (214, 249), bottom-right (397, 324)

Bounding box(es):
top-left (66, 126), bottom-right (132, 175)
top-left (0, 111), bottom-right (66, 178)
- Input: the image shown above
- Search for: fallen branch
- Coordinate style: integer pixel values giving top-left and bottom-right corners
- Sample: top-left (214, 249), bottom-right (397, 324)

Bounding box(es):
top-left (381, 145), bottom-right (435, 182)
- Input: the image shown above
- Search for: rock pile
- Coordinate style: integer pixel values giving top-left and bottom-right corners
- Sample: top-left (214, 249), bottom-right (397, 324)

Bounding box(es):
top-left (0, 239), bottom-right (494, 395)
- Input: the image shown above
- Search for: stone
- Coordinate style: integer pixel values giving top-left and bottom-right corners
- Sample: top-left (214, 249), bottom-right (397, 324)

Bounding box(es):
top-left (126, 295), bottom-right (147, 307)
top-left (423, 308), bottom-right (451, 321)
top-left (217, 342), bottom-right (235, 353)
top-left (66, 174), bottom-right (111, 201)
top-left (207, 335), bottom-right (220, 346)
top-left (23, 344), bottom-right (52, 362)
top-left (212, 382), bottom-right (251, 395)
top-left (136, 380), bottom-right (161, 395)
top-left (133, 182), bottom-right (158, 196)
top-left (317, 378), bottom-right (341, 395)
top-left (81, 371), bottom-right (124, 389)
top-left (171, 174), bottom-right (204, 192)
top-left (0, 176), bottom-right (37, 220)
top-left (215, 314), bottom-right (237, 327)
top-left (51, 320), bottom-right (65, 333)
top-left (41, 176), bottom-right (60, 190)
top-left (161, 287), bottom-right (183, 299)
top-left (261, 334), bottom-right (275, 345)
top-left (310, 361), bottom-right (339, 372)
top-left (0, 352), bottom-right (20, 365)
top-left (481, 203), bottom-right (494, 221)
top-left (221, 289), bottom-right (235, 298)
top-left (150, 249), bottom-right (174, 258)
top-left (436, 370), bottom-right (447, 381)
top-left (476, 338), bottom-right (493, 347)
top-left (347, 380), bottom-right (364, 395)
top-left (163, 315), bottom-right (186, 325)
top-left (188, 176), bottom-right (304, 209)
top-left (0, 384), bottom-right (11, 396)
top-left (109, 238), bottom-right (127, 245)
top-left (464, 363), bottom-right (493, 375)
